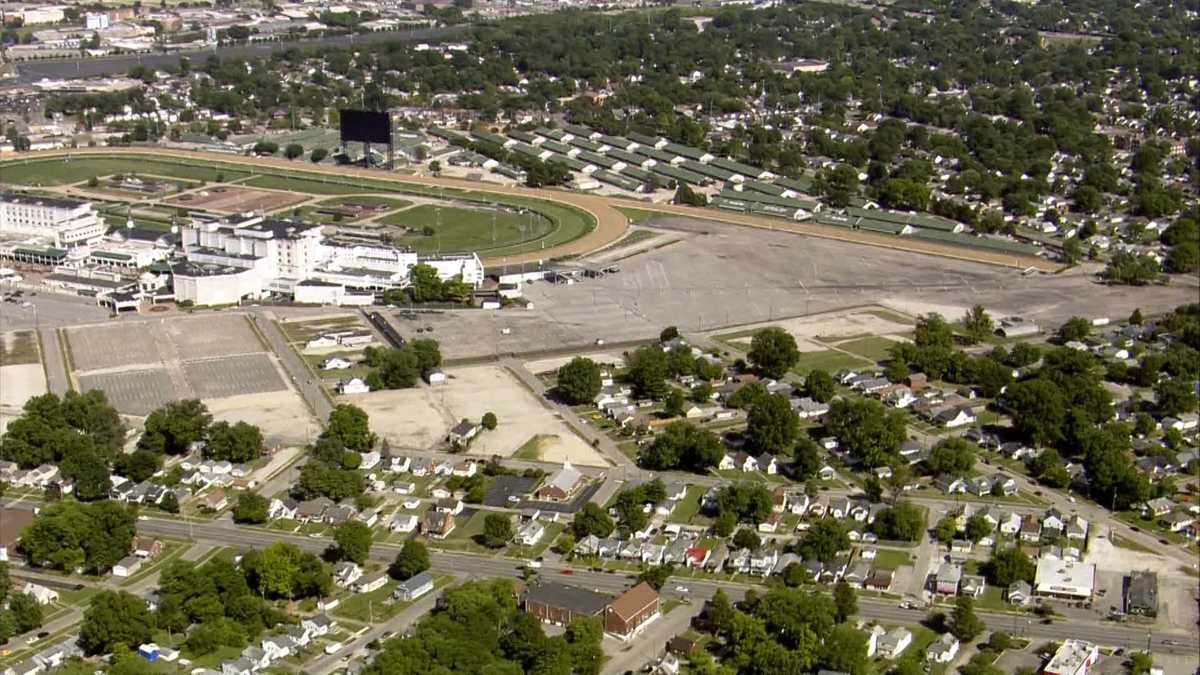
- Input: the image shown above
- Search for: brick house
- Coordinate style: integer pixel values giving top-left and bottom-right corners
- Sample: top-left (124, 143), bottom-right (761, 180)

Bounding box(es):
top-left (604, 582), bottom-right (660, 639)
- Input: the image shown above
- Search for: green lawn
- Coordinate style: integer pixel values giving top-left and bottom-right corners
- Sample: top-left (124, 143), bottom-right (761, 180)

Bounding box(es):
top-left (792, 349), bottom-right (872, 373)
top-left (836, 336), bottom-right (902, 363)
top-left (381, 204), bottom-right (553, 255)
top-left (243, 174), bottom-right (364, 195)
top-left (1110, 532), bottom-right (1155, 553)
top-left (331, 573), bottom-right (451, 623)
top-left (0, 330), bottom-right (40, 366)
top-left (870, 548), bottom-right (914, 570)
top-left (513, 434), bottom-right (555, 461)
top-left (668, 485), bottom-right (706, 524)
top-left (436, 510), bottom-right (496, 554)
top-left (1, 157), bottom-right (249, 185)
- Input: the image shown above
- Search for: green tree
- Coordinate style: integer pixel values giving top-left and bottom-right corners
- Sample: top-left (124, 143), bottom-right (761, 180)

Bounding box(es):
top-left (160, 490), bottom-right (180, 514)
top-left (333, 521), bottom-right (373, 564)
top-left (79, 591), bottom-right (155, 655)
top-left (626, 346), bottom-right (670, 399)
top-left (114, 448), bottom-right (162, 483)
top-left (962, 305), bottom-right (994, 344)
top-left (1062, 236), bottom-right (1083, 264)
top-left (571, 503), bottom-right (614, 538)
top-left (714, 511), bottom-right (737, 537)
top-left (745, 394), bottom-right (798, 455)
top-left (322, 404), bottom-right (376, 452)
top-left (732, 528), bottom-right (761, 551)
top-left (1155, 378), bottom-right (1198, 416)
top-left (674, 182), bottom-right (707, 206)
top-left (637, 564), bottom-right (674, 591)
top-left (964, 514), bottom-right (993, 543)
top-left (21, 501), bottom-right (137, 574)
top-left (805, 369), bottom-right (835, 402)
top-left (663, 389), bottom-right (685, 417)
top-left (983, 547), bottom-right (1035, 586)
top-left (480, 514), bottom-right (513, 548)
top-left (637, 421), bottom-right (723, 472)
top-left (310, 147), bottom-right (328, 163)
top-left (8, 592), bottom-right (44, 633)
top-left (950, 596), bottom-right (984, 641)
top-left (715, 483), bottom-right (773, 524)
top-left (820, 623), bottom-right (870, 675)
top-left (926, 438), bottom-right (977, 476)
top-left (833, 580), bottom-right (857, 622)
top-left (284, 143), bottom-right (303, 160)
top-left (1103, 251), bottom-right (1162, 285)
top-left (871, 502), bottom-right (925, 542)
top-left (1057, 316), bottom-right (1092, 342)
top-left (388, 541), bottom-right (430, 581)
top-left (139, 399), bottom-right (211, 455)
top-left (481, 411), bottom-right (498, 430)
top-left (915, 313), bottom-right (955, 349)
top-left (796, 518), bottom-right (849, 562)
top-left (231, 492), bottom-right (270, 524)
top-left (747, 327), bottom-right (800, 378)
top-left (825, 398), bottom-right (906, 467)
top-left (1002, 379), bottom-right (1068, 446)
top-left (555, 357), bottom-right (602, 405)
top-left (933, 515), bottom-right (959, 542)
top-left (204, 421), bottom-right (263, 463)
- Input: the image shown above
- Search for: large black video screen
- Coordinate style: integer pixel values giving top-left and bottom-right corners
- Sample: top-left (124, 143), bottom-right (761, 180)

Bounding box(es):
top-left (339, 109), bottom-right (391, 144)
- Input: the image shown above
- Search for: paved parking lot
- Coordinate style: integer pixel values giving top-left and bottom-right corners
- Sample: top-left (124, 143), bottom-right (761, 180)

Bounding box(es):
top-left (66, 323), bottom-right (161, 371)
top-left (183, 353), bottom-right (286, 399)
top-left (78, 368), bottom-right (176, 416)
top-left (164, 314), bottom-right (264, 358)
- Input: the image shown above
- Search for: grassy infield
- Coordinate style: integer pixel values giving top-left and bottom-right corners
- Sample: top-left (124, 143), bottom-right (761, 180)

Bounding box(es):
top-left (3, 155), bottom-right (595, 258)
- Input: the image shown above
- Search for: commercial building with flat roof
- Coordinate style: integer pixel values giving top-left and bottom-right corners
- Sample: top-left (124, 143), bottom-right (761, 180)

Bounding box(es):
top-left (1043, 639), bottom-right (1098, 675)
top-left (1034, 558), bottom-right (1095, 600)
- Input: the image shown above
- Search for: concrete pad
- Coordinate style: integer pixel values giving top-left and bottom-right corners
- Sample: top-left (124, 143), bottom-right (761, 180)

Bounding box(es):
top-left (0, 364), bottom-right (46, 409)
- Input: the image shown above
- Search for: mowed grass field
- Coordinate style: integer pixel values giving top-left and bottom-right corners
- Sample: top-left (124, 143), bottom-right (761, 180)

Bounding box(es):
top-left (2, 157), bottom-right (250, 185)
top-left (382, 205), bottom-right (552, 254)
top-left (1, 154), bottom-right (596, 259)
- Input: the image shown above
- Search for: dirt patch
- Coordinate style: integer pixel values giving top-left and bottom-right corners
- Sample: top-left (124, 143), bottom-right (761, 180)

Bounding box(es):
top-left (0, 364), bottom-right (47, 409)
top-left (343, 387), bottom-right (447, 451)
top-left (523, 351), bottom-right (626, 375)
top-left (164, 186), bottom-right (306, 214)
top-left (205, 390), bottom-right (317, 446)
top-left (343, 365), bottom-right (609, 466)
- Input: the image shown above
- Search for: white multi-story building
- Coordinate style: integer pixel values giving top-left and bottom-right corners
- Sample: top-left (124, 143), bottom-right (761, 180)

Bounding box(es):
top-left (175, 213), bottom-right (485, 306)
top-left (1043, 640), bottom-right (1098, 675)
top-left (0, 193), bottom-right (106, 247)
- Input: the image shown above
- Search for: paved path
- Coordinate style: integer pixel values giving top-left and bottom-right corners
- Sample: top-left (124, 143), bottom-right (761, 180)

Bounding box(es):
top-left (37, 326), bottom-right (70, 395)
top-left (251, 311), bottom-right (333, 421)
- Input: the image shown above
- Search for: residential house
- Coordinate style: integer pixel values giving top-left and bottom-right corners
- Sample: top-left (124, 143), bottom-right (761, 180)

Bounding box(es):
top-left (436, 498), bottom-right (464, 515)
top-left (394, 571), bottom-right (435, 601)
top-left (1007, 581), bottom-right (1033, 605)
top-left (991, 473), bottom-right (1017, 496)
top-left (354, 571), bottom-right (389, 594)
top-left (447, 420), bottom-right (480, 447)
top-left (516, 521), bottom-right (546, 546)
top-left (269, 498), bottom-right (299, 520)
top-left (960, 575), bottom-right (987, 598)
top-left (935, 475), bottom-right (969, 494)
top-left (22, 582), bottom-right (58, 606)
top-left (333, 562), bottom-right (363, 588)
top-left (927, 634), bottom-right (960, 664)
top-left (1161, 511), bottom-right (1195, 533)
top-left (301, 614), bottom-right (335, 637)
top-left (422, 511), bottom-right (456, 538)
top-left (934, 563), bottom-right (962, 595)
top-left (999, 512), bottom-right (1022, 536)
top-left (1019, 514), bottom-right (1042, 542)
top-left (865, 568), bottom-right (894, 591)
top-left (131, 537), bottom-right (164, 559)
top-left (390, 513), bottom-right (418, 533)
top-left (296, 498), bottom-right (332, 522)
top-left (878, 627), bottom-right (913, 659)
top-left (200, 489), bottom-right (229, 512)
top-left (261, 636), bottom-right (295, 661)
top-left (112, 556), bottom-right (142, 578)
top-left (1065, 515), bottom-right (1089, 541)
top-left (756, 454), bottom-right (778, 475)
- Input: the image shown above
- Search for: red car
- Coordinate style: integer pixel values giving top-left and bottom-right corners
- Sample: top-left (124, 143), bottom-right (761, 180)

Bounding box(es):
top-left (560, 568), bottom-right (574, 575)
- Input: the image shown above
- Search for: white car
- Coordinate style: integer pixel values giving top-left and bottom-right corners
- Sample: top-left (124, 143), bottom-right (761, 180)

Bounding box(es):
top-left (673, 585), bottom-right (688, 593)
top-left (529, 561), bottom-right (542, 569)
top-left (324, 642), bottom-right (343, 655)
top-left (402, 499), bottom-right (421, 509)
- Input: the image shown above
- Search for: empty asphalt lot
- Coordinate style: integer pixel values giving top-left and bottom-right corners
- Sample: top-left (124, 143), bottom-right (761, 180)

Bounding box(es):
top-left (523, 216), bottom-right (1200, 344)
